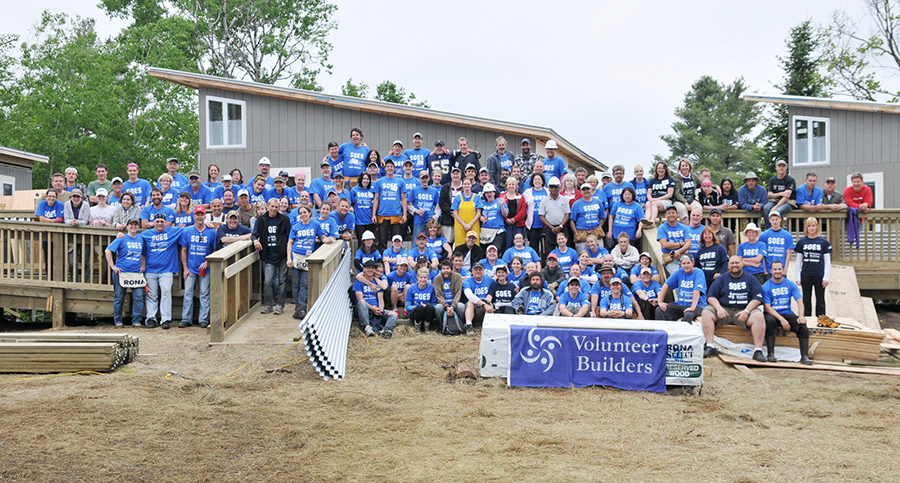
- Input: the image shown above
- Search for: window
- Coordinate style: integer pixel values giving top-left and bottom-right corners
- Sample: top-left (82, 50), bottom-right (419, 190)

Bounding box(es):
top-left (793, 116), bottom-right (829, 166)
top-left (207, 96), bottom-right (246, 149)
top-left (846, 172), bottom-right (883, 210)
top-left (0, 175), bottom-right (13, 196)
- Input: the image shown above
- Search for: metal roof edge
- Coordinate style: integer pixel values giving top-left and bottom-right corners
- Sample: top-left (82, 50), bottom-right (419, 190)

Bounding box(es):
top-left (743, 94), bottom-right (900, 114)
top-left (0, 146), bottom-right (50, 164)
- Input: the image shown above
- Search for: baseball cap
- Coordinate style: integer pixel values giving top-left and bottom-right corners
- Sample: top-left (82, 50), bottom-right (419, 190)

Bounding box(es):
top-left (639, 251), bottom-right (651, 260)
top-left (743, 222), bottom-right (761, 233)
top-left (403, 159), bottom-right (413, 166)
top-left (327, 141), bottom-right (339, 148)
top-left (368, 161), bottom-right (379, 168)
top-left (258, 157), bottom-right (271, 166)
top-left (546, 140), bottom-right (558, 149)
top-left (416, 255), bottom-right (429, 264)
top-left (179, 191), bottom-right (191, 199)
top-left (397, 259), bottom-right (409, 267)
top-left (710, 207), bottom-right (722, 215)
top-left (434, 140), bottom-right (445, 147)
top-left (166, 157), bottom-right (178, 164)
top-left (70, 189), bottom-right (83, 197)
top-left (392, 234), bottom-right (403, 243)
top-left (127, 218), bottom-right (140, 225)
top-left (96, 188), bottom-right (108, 197)
top-left (479, 167), bottom-right (488, 173)
top-left (825, 176), bottom-right (836, 183)
top-left (221, 174), bottom-right (233, 182)
top-left (610, 277), bottom-right (622, 285)
top-left (451, 166), bottom-right (461, 173)
top-left (567, 277), bottom-right (581, 286)
top-left (599, 265), bottom-right (613, 273)
top-left (601, 172), bottom-right (612, 179)
top-left (413, 132), bottom-right (423, 139)
top-left (580, 183), bottom-right (592, 190)
top-left (486, 245), bottom-right (498, 252)
top-left (769, 211), bottom-right (782, 219)
top-left (65, 167), bottom-right (78, 175)
top-left (226, 211), bottom-right (239, 219)
top-left (237, 189), bottom-right (249, 197)
top-left (273, 176), bottom-right (285, 183)
top-left (153, 212), bottom-right (168, 220)
top-left (547, 177), bottom-right (561, 186)
top-left (640, 267), bottom-right (652, 275)
top-left (392, 140), bottom-right (403, 147)
top-left (466, 230), bottom-right (478, 238)
top-left (547, 253), bottom-right (558, 260)
top-left (495, 263), bottom-right (508, 272)
top-left (361, 230), bottom-right (375, 241)
top-left (416, 231), bottom-right (427, 238)
top-left (665, 205), bottom-right (678, 211)
top-left (333, 172), bottom-right (344, 179)
top-left (320, 160), bottom-right (330, 167)
top-left (111, 177), bottom-right (123, 184)
top-left (363, 260), bottom-right (380, 268)
top-left (419, 171), bottom-right (430, 179)
top-left (776, 159), bottom-right (788, 166)
top-left (188, 170), bottom-right (200, 179)
top-left (465, 163), bottom-right (476, 171)
top-left (194, 206), bottom-right (206, 214)
top-left (472, 262), bottom-right (484, 270)
top-left (521, 138), bottom-right (531, 145)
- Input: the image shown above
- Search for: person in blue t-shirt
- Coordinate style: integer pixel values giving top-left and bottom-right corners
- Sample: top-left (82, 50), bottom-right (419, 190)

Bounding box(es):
top-left (599, 277), bottom-right (634, 319)
top-left (738, 222), bottom-right (768, 285)
top-left (351, 172), bottom-right (377, 242)
top-left (558, 277), bottom-right (590, 317)
top-left (463, 262), bottom-right (494, 335)
top-left (502, 232), bottom-right (541, 271)
top-left (354, 260), bottom-right (398, 338)
top-left (701, 255), bottom-right (766, 359)
top-left (632, 266), bottom-right (663, 320)
top-left (630, 165), bottom-right (650, 205)
top-left (36, 189), bottom-right (64, 223)
top-left (656, 205), bottom-right (691, 275)
top-left (216, 211), bottom-right (252, 249)
top-left (759, 211), bottom-right (795, 277)
top-left (339, 128), bottom-right (371, 182)
top-left (683, 209), bottom-right (705, 257)
top-left (407, 232), bottom-right (439, 269)
top-left (542, 140), bottom-right (567, 181)
top-left (309, 161), bottom-right (336, 209)
top-left (373, 159), bottom-right (408, 250)
top-left (382, 234), bottom-right (408, 273)
top-left (141, 213), bottom-right (184, 328)
top-left (212, 174), bottom-right (239, 202)
top-left (656, 254), bottom-right (706, 322)
top-left (158, 157), bottom-right (190, 194)
top-left (569, 184), bottom-right (606, 252)
top-left (185, 170), bottom-right (213, 208)
top-left (607, 186), bottom-right (644, 247)
top-left (549, 231), bottom-right (578, 276)
top-left (796, 173), bottom-right (823, 211)
top-left (404, 132), bottom-right (431, 178)
top-left (762, 260), bottom-right (811, 364)
top-left (248, 176), bottom-right (268, 205)
top-left (105, 219), bottom-right (145, 327)
top-left (410, 170), bottom-right (440, 239)
top-left (122, 163), bottom-right (153, 206)
top-left (179, 207), bottom-right (218, 329)
top-left (315, 202), bottom-right (339, 248)
top-left (140, 189), bottom-right (176, 229)
top-left (264, 176), bottom-right (298, 205)
top-left (387, 260), bottom-right (415, 313)
top-left (288, 205), bottom-right (321, 320)
top-left (406, 267), bottom-right (438, 332)
top-left (479, 183), bottom-right (508, 252)
top-left (331, 198), bottom-right (356, 244)
top-left (354, 230), bottom-right (381, 273)
top-left (602, 165), bottom-right (635, 211)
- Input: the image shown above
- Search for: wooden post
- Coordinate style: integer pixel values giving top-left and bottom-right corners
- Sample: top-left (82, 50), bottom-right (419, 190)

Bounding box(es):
top-left (51, 288), bottom-right (65, 329)
top-left (208, 254), bottom-right (225, 343)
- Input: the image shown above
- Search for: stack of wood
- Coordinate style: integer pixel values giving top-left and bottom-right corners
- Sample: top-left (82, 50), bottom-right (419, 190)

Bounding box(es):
top-left (882, 328), bottom-right (900, 358)
top-left (0, 333), bottom-right (139, 373)
top-left (715, 317), bottom-right (885, 363)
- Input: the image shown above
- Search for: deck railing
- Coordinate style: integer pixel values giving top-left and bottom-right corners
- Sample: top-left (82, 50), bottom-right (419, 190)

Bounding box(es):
top-left (206, 240), bottom-right (260, 342)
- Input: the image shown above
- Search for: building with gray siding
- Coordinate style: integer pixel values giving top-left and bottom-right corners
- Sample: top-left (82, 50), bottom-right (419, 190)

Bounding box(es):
top-left (0, 146), bottom-right (48, 195)
top-left (745, 94), bottom-right (900, 208)
top-left (149, 68), bottom-right (606, 181)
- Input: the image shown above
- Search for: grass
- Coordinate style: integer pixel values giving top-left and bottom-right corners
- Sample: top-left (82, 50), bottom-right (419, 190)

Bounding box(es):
top-left (1, 323), bottom-right (899, 482)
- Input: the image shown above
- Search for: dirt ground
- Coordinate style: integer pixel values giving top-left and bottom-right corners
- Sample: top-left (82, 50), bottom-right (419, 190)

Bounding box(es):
top-left (1, 323), bottom-right (899, 483)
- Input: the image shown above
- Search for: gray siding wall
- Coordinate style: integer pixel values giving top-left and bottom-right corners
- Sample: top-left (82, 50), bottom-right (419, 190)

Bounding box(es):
top-left (198, 87), bottom-right (593, 181)
top-left (0, 164), bottom-right (33, 192)
top-left (789, 105), bottom-right (900, 208)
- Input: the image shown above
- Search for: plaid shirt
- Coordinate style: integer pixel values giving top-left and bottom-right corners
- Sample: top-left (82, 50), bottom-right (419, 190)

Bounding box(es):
top-left (514, 152), bottom-right (543, 181)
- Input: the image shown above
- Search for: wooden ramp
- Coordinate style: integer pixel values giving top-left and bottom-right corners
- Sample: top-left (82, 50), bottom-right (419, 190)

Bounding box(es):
top-left (211, 305), bottom-right (301, 345)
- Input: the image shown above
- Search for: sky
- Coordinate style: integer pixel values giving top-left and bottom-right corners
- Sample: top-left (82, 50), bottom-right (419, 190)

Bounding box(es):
top-left (1, 0), bottom-right (874, 174)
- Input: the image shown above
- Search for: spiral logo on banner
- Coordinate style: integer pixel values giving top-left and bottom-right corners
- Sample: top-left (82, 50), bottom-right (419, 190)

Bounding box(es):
top-left (519, 328), bottom-right (561, 372)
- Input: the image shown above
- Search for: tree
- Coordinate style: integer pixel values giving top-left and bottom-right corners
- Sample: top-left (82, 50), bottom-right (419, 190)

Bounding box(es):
top-left (821, 0), bottom-right (900, 101)
top-left (341, 78), bottom-right (368, 98)
top-left (760, 20), bottom-right (828, 179)
top-left (374, 81), bottom-right (430, 108)
top-left (101, 0), bottom-right (338, 86)
top-left (0, 12), bottom-right (197, 188)
top-left (658, 76), bottom-right (764, 181)
top-left (0, 34), bottom-right (17, 110)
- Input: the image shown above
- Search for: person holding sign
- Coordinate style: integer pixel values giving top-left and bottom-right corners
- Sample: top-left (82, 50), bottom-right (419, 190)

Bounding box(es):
top-left (105, 219), bottom-right (145, 328)
top-left (700, 255), bottom-right (765, 359)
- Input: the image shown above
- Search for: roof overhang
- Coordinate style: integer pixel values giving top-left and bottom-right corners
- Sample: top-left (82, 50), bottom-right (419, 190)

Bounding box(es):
top-left (147, 67), bottom-right (606, 171)
top-left (744, 94), bottom-right (900, 115)
top-left (0, 146), bottom-right (49, 167)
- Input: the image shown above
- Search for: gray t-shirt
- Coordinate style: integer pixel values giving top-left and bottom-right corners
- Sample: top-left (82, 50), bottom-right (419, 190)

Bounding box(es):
top-left (713, 226), bottom-right (736, 249)
top-left (538, 194), bottom-right (571, 227)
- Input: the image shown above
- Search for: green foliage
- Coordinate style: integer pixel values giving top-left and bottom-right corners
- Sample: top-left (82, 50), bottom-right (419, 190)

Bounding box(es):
top-left (101, 0), bottom-right (338, 84)
top-left (760, 20), bottom-right (828, 181)
top-left (291, 66), bottom-right (324, 92)
top-left (658, 76), bottom-right (764, 181)
top-left (821, 1), bottom-right (900, 101)
top-left (0, 12), bottom-right (197, 188)
top-left (374, 80), bottom-right (430, 108)
top-left (341, 78), bottom-right (368, 98)
top-left (0, 34), bottom-right (18, 111)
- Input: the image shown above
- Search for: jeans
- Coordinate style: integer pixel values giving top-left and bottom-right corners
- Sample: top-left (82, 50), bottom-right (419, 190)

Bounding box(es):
top-left (291, 267), bottom-right (309, 310)
top-left (263, 261), bottom-right (288, 307)
top-left (762, 201), bottom-right (792, 227)
top-left (145, 272), bottom-right (173, 322)
top-left (412, 224), bottom-right (428, 241)
top-left (182, 271), bottom-right (211, 325)
top-left (435, 302), bottom-right (466, 334)
top-left (655, 302), bottom-right (698, 323)
top-left (112, 272), bottom-right (144, 326)
top-left (503, 225), bottom-right (525, 253)
top-left (356, 302), bottom-right (397, 332)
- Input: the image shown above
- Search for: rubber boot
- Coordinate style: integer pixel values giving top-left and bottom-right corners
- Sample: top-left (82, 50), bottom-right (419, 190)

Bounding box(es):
top-left (765, 336), bottom-right (777, 362)
top-left (799, 337), bottom-right (812, 365)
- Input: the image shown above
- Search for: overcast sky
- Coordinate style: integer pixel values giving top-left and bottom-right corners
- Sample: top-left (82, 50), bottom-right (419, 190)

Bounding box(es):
top-left (2, 0), bottom-right (874, 173)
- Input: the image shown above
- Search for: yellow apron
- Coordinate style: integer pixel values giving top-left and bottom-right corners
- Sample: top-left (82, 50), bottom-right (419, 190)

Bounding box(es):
top-left (454, 192), bottom-right (481, 248)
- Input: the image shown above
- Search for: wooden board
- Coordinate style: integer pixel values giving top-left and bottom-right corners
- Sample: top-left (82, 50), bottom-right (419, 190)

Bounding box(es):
top-left (715, 323), bottom-right (884, 363)
top-left (718, 353), bottom-right (900, 376)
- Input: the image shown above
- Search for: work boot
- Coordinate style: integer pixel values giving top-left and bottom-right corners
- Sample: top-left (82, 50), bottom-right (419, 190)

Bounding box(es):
top-left (274, 304), bottom-right (284, 315)
top-left (703, 344), bottom-right (718, 358)
top-left (752, 350), bottom-right (766, 362)
top-left (799, 337), bottom-right (812, 365)
top-left (765, 336), bottom-right (778, 362)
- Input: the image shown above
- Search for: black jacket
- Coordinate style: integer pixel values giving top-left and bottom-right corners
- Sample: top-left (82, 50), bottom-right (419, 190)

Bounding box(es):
top-left (252, 213), bottom-right (292, 263)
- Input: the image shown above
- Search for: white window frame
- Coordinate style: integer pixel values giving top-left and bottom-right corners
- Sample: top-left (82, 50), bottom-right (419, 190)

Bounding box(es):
top-left (0, 175), bottom-right (14, 196)
top-left (792, 115), bottom-right (830, 166)
top-left (206, 96), bottom-right (247, 149)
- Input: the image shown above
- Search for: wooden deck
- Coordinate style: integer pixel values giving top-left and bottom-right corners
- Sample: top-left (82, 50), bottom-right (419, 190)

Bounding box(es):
top-left (209, 304), bottom-right (301, 345)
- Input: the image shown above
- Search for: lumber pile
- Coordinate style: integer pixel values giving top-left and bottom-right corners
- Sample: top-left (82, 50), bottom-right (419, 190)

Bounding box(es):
top-left (882, 328), bottom-right (900, 358)
top-left (0, 332), bottom-right (138, 373)
top-left (715, 317), bottom-right (884, 363)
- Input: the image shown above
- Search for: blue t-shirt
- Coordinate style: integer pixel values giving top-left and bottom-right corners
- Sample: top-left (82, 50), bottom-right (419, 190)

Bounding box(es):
top-left (388, 270), bottom-right (415, 293)
top-left (179, 225), bottom-right (218, 275)
top-left (186, 184), bottom-right (213, 207)
top-left (382, 155), bottom-right (409, 176)
top-left (664, 268), bottom-right (707, 308)
top-left (108, 193), bottom-right (121, 209)
top-left (426, 235), bottom-right (448, 257)
top-left (528, 188), bottom-right (547, 228)
top-left (600, 294), bottom-right (633, 313)
top-left (316, 216), bottom-right (339, 241)
top-left (248, 187), bottom-right (267, 205)
top-left (173, 211), bottom-right (194, 227)
top-left (410, 185), bottom-right (440, 225)
top-left (404, 148), bottom-right (430, 177)
top-left (795, 236), bottom-right (832, 278)
top-left (35, 200), bottom-right (62, 219)
top-left (559, 290), bottom-right (590, 309)
top-left (158, 173), bottom-right (190, 194)
top-left (696, 244), bottom-right (729, 286)
top-left (609, 201), bottom-right (644, 241)
top-left (374, 176), bottom-right (405, 217)
top-left (684, 224), bottom-right (706, 257)
top-left (586, 245), bottom-right (610, 261)
top-left (507, 270), bottom-right (526, 288)
top-left (406, 283), bottom-right (436, 306)
top-left (603, 181), bottom-right (635, 208)
top-left (738, 240), bottom-right (768, 275)
top-left (339, 143), bottom-right (370, 178)
top-left (477, 257), bottom-right (503, 279)
top-left (264, 187), bottom-right (299, 205)
top-left (351, 186), bottom-right (376, 225)
top-left (400, 176), bottom-right (419, 203)
top-left (353, 279), bottom-right (380, 307)
top-left (796, 186), bottom-right (823, 207)
top-left (630, 264), bottom-right (659, 280)
top-left (408, 246), bottom-right (438, 264)
top-left (632, 279), bottom-right (663, 300)
top-left (355, 248), bottom-right (382, 267)
top-left (525, 290), bottom-right (545, 315)
top-left (204, 181), bottom-right (222, 191)
top-left (542, 156), bottom-right (567, 181)
top-left (290, 219), bottom-right (321, 257)
top-left (140, 205), bottom-right (176, 223)
top-left (762, 278), bottom-right (802, 315)
top-left (657, 222), bottom-right (689, 254)
top-left (159, 188), bottom-right (178, 208)
top-left (141, 226), bottom-right (184, 273)
top-left (107, 234), bottom-right (143, 273)
top-left (550, 247), bottom-right (577, 275)
top-left (480, 199), bottom-right (505, 229)
top-left (591, 282), bottom-right (634, 302)
top-left (213, 184), bottom-right (239, 201)
top-left (123, 179), bottom-right (153, 206)
top-left (382, 247), bottom-right (409, 272)
top-left (570, 197), bottom-right (605, 230)
top-left (708, 271), bottom-right (763, 308)
top-left (331, 211), bottom-right (356, 234)
top-left (630, 178), bottom-right (650, 204)
top-left (502, 246), bottom-right (541, 266)
top-left (451, 192), bottom-right (484, 212)
top-left (463, 276), bottom-right (493, 300)
top-left (760, 228), bottom-right (795, 274)
top-left (216, 224), bottom-right (251, 249)
top-left (309, 178), bottom-right (336, 205)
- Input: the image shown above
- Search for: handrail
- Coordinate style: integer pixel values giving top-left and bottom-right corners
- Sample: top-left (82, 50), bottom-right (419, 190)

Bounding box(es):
top-left (207, 240), bottom-right (259, 342)
top-left (307, 241), bottom-right (345, 309)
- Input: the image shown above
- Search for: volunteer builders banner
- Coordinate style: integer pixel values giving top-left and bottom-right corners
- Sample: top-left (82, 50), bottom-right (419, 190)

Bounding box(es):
top-left (509, 325), bottom-right (668, 392)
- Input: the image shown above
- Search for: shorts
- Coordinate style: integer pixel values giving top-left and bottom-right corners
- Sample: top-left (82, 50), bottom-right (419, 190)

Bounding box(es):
top-left (377, 215), bottom-right (403, 224)
top-left (703, 305), bottom-right (762, 329)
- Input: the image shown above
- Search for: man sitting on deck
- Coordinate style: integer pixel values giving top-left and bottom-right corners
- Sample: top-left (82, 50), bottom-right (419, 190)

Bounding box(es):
top-left (700, 255), bottom-right (765, 359)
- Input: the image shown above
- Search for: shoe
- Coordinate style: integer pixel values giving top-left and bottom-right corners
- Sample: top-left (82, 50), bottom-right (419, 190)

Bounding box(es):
top-left (765, 336), bottom-right (777, 362)
top-left (293, 306), bottom-right (303, 320)
top-left (161, 320), bottom-right (171, 330)
top-left (114, 323), bottom-right (124, 329)
top-left (132, 323), bottom-right (142, 328)
top-left (199, 321), bottom-right (209, 329)
top-left (752, 350), bottom-right (766, 362)
top-left (421, 323), bottom-right (429, 334)
top-left (297, 309), bottom-right (307, 320)
top-left (382, 330), bottom-right (393, 339)
top-left (260, 305), bottom-right (273, 314)
top-left (145, 318), bottom-right (157, 329)
top-left (414, 322), bottom-right (422, 334)
top-left (364, 325), bottom-right (375, 337)
top-left (274, 305), bottom-right (284, 315)
top-left (799, 338), bottom-right (812, 365)
top-left (640, 218), bottom-right (655, 228)
top-left (466, 324), bottom-right (475, 336)
top-left (178, 320), bottom-right (191, 328)
top-left (703, 345), bottom-right (718, 358)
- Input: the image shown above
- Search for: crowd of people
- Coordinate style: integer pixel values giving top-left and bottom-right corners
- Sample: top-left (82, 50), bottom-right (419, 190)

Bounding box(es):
top-left (36, 128), bottom-right (876, 363)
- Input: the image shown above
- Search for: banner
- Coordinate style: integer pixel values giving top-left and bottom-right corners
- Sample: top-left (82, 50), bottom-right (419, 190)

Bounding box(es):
top-left (508, 325), bottom-right (667, 392)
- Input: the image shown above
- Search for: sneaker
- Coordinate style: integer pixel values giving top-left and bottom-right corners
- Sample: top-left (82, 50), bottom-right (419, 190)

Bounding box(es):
top-left (274, 305), bottom-right (284, 315)
top-left (145, 318), bottom-right (157, 329)
top-left (382, 330), bottom-right (393, 339)
top-left (260, 305), bottom-right (273, 314)
top-left (178, 320), bottom-right (191, 328)
top-left (161, 320), bottom-right (171, 330)
top-left (703, 345), bottom-right (718, 358)
top-left (132, 322), bottom-right (142, 328)
top-left (466, 324), bottom-right (475, 336)
top-left (297, 309), bottom-right (307, 320)
top-left (364, 325), bottom-right (375, 337)
top-left (414, 322), bottom-right (422, 334)
top-left (199, 321), bottom-right (209, 329)
top-left (752, 350), bottom-right (766, 362)
top-left (114, 323), bottom-right (124, 329)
